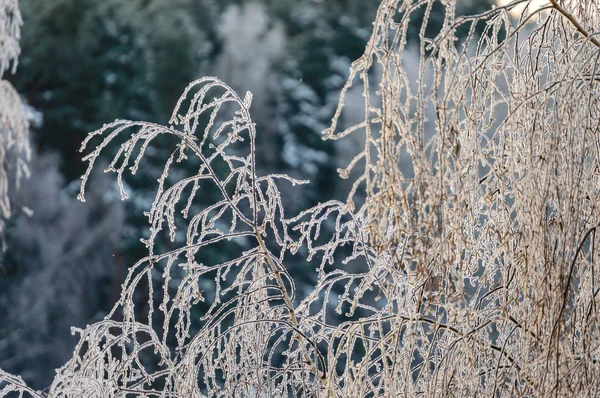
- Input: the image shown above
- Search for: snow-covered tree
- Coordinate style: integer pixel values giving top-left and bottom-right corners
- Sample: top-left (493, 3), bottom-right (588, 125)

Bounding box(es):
top-left (0, 0), bottom-right (30, 241)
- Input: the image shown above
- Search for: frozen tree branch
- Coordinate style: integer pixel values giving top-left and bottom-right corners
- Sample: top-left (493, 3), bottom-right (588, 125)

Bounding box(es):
top-left (4, 0), bottom-right (600, 396)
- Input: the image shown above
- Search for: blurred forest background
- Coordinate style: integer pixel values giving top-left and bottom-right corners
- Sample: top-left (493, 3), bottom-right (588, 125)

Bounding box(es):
top-left (0, 0), bottom-right (492, 388)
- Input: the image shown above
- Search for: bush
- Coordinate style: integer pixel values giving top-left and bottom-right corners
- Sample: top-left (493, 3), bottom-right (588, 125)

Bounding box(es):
top-left (3, 0), bottom-right (600, 396)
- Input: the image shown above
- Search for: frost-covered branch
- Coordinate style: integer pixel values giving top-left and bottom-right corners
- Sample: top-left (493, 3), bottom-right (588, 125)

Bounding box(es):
top-left (4, 0), bottom-right (600, 396)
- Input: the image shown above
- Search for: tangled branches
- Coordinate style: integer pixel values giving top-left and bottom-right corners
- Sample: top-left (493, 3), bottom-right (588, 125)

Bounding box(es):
top-left (4, 0), bottom-right (600, 396)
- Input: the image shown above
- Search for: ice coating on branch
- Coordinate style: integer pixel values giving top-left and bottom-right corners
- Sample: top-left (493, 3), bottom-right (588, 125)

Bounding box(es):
top-left (4, 0), bottom-right (600, 396)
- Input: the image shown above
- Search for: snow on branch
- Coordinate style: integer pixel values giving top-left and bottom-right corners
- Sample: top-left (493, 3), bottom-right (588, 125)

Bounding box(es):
top-left (4, 0), bottom-right (600, 396)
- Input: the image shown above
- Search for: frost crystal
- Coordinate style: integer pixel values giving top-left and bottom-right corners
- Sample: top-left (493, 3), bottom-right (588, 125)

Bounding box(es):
top-left (4, 1), bottom-right (600, 396)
